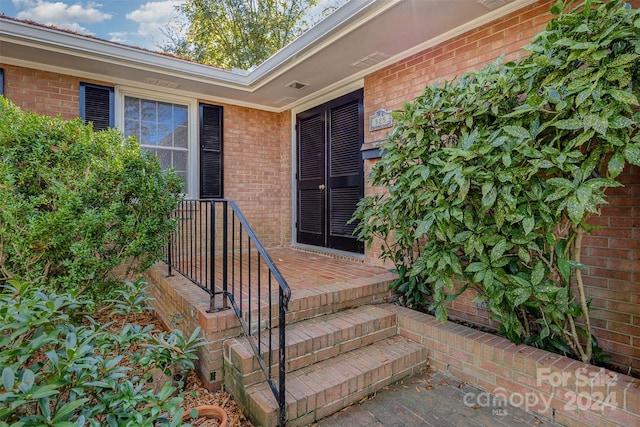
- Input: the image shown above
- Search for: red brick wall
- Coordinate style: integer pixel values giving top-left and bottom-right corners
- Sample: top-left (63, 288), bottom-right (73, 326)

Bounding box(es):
top-left (362, 0), bottom-right (640, 375)
top-left (390, 304), bottom-right (640, 427)
top-left (1, 64), bottom-right (83, 119)
top-left (581, 164), bottom-right (640, 375)
top-left (213, 103), bottom-right (291, 248)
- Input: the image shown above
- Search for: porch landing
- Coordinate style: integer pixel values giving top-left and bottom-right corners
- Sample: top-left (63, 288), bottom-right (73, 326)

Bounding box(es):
top-left (156, 246), bottom-right (396, 315)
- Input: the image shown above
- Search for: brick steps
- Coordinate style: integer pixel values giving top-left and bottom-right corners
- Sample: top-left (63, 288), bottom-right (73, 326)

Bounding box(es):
top-left (225, 305), bottom-right (398, 387)
top-left (224, 304), bottom-right (428, 426)
top-left (245, 335), bottom-right (426, 426)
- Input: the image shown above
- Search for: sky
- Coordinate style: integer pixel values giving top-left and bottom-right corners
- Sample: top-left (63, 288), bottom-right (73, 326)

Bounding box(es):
top-left (0, 0), bottom-right (340, 52)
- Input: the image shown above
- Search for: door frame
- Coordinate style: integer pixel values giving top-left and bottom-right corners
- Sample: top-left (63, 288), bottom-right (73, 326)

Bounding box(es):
top-left (292, 86), bottom-right (365, 254)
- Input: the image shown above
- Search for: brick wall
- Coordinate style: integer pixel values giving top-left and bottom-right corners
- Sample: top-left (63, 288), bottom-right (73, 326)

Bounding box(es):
top-left (214, 103), bottom-right (291, 248)
top-left (581, 164), bottom-right (640, 375)
top-left (1, 64), bottom-right (83, 119)
top-left (388, 304), bottom-right (640, 427)
top-left (362, 0), bottom-right (640, 375)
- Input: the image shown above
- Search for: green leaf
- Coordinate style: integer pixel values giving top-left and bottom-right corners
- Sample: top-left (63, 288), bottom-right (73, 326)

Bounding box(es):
top-left (531, 261), bottom-right (545, 286)
top-left (459, 178), bottom-right (470, 201)
top-left (609, 89), bottom-right (639, 105)
top-left (518, 246), bottom-right (531, 264)
top-left (2, 368), bottom-right (15, 391)
top-left (52, 399), bottom-right (89, 423)
top-left (19, 370), bottom-right (35, 393)
top-left (557, 257), bottom-right (571, 284)
top-left (608, 151), bottom-right (625, 178)
top-left (570, 129), bottom-right (595, 147)
top-left (583, 114), bottom-right (608, 135)
top-left (510, 286), bottom-right (532, 306)
top-left (610, 116), bottom-right (635, 129)
top-left (554, 118), bottom-right (583, 130)
top-left (550, 0), bottom-right (564, 14)
top-left (503, 125), bottom-right (531, 139)
top-left (502, 153), bottom-right (512, 167)
top-left (609, 53), bottom-right (639, 67)
top-left (522, 216), bottom-right (534, 235)
top-left (29, 384), bottom-right (59, 399)
top-left (490, 239), bottom-right (509, 263)
top-left (575, 90), bottom-right (591, 107)
top-left (623, 143), bottom-right (640, 166)
top-left (481, 184), bottom-right (497, 210)
top-left (575, 185), bottom-right (593, 205)
top-left (547, 177), bottom-right (574, 190)
top-left (465, 262), bottom-right (487, 273)
top-left (566, 195), bottom-right (585, 225)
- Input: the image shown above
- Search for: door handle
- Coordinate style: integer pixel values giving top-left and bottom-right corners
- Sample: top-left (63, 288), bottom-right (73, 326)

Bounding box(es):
top-left (318, 184), bottom-right (325, 191)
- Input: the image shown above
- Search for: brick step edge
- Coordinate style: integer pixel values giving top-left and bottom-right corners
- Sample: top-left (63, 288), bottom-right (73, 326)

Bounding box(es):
top-left (224, 305), bottom-right (398, 385)
top-left (245, 335), bottom-right (428, 427)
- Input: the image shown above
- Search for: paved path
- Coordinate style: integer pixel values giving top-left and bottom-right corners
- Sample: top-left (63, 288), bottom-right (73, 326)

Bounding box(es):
top-left (315, 368), bottom-right (558, 427)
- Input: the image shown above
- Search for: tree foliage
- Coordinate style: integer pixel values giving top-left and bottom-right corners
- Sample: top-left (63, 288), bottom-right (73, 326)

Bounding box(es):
top-left (353, 0), bottom-right (640, 363)
top-left (0, 97), bottom-right (182, 303)
top-left (162, 0), bottom-right (326, 70)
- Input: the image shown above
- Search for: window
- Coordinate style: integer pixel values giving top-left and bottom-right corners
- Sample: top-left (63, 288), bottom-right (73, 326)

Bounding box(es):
top-left (0, 68), bottom-right (4, 95)
top-left (124, 96), bottom-right (189, 192)
top-left (79, 82), bottom-right (114, 131)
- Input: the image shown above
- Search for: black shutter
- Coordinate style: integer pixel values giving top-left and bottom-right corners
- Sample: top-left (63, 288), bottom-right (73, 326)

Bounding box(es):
top-left (79, 83), bottom-right (114, 131)
top-left (200, 103), bottom-right (223, 198)
top-left (0, 68), bottom-right (4, 95)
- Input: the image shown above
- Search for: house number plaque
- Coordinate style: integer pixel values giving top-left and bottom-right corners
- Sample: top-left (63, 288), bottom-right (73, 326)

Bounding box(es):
top-left (369, 109), bottom-right (393, 131)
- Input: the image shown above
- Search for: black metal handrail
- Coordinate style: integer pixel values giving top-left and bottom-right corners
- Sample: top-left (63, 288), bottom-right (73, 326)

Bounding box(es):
top-left (165, 199), bottom-right (291, 426)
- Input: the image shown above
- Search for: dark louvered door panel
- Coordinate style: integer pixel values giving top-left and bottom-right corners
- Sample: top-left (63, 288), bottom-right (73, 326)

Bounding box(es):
top-left (327, 96), bottom-right (363, 253)
top-left (297, 113), bottom-right (325, 246)
top-left (296, 89), bottom-right (363, 253)
top-left (200, 104), bottom-right (223, 198)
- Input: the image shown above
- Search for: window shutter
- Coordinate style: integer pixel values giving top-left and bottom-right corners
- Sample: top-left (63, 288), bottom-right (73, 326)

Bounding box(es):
top-left (80, 83), bottom-right (114, 131)
top-left (199, 103), bottom-right (223, 198)
top-left (0, 68), bottom-right (4, 95)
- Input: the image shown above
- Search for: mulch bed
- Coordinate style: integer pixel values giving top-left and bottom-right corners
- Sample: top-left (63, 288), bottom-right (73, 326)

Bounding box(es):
top-left (90, 308), bottom-right (254, 426)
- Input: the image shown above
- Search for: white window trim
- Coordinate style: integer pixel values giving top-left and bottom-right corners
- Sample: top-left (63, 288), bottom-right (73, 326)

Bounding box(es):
top-left (114, 86), bottom-right (199, 198)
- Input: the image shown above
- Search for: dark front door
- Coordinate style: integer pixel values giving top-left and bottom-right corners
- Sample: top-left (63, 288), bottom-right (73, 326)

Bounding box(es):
top-left (296, 89), bottom-right (364, 253)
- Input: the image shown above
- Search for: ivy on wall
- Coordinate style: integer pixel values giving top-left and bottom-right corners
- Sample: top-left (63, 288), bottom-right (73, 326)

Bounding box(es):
top-left (353, 0), bottom-right (640, 363)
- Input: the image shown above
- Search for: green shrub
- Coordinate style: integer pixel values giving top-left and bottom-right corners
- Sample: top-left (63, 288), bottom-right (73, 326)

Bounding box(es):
top-left (354, 0), bottom-right (640, 363)
top-left (0, 278), bottom-right (205, 427)
top-left (0, 97), bottom-right (182, 302)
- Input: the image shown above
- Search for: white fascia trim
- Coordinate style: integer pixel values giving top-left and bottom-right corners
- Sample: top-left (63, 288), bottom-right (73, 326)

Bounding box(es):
top-left (0, 56), bottom-right (283, 113)
top-left (0, 19), bottom-right (250, 88)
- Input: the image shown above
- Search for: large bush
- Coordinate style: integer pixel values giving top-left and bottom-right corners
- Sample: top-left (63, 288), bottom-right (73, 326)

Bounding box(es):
top-left (0, 97), bottom-right (182, 301)
top-left (354, 0), bottom-right (640, 363)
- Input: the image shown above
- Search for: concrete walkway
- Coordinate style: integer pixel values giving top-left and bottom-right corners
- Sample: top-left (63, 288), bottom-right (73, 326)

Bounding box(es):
top-left (315, 367), bottom-right (558, 427)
